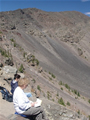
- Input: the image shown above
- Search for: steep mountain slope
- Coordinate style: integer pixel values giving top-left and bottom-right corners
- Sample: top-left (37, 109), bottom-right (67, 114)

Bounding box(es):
top-left (0, 8), bottom-right (90, 116)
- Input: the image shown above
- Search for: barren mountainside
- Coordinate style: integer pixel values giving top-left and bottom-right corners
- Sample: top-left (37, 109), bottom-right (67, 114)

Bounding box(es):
top-left (0, 8), bottom-right (90, 117)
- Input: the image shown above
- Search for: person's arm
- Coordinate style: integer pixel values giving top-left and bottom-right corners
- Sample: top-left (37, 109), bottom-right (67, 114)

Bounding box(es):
top-left (11, 81), bottom-right (18, 94)
top-left (17, 92), bottom-right (31, 110)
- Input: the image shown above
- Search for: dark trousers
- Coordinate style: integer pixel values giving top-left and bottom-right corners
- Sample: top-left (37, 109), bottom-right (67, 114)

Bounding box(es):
top-left (23, 106), bottom-right (46, 120)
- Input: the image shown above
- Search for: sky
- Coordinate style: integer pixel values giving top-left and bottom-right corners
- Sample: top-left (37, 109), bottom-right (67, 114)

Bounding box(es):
top-left (0, 0), bottom-right (90, 17)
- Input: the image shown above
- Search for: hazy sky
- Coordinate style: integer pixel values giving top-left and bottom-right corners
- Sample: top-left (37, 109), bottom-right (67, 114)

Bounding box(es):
top-left (0, 0), bottom-right (90, 17)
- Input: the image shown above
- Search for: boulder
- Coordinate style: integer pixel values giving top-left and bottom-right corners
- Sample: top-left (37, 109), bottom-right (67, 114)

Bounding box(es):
top-left (1, 66), bottom-right (17, 80)
top-left (2, 66), bottom-right (17, 74)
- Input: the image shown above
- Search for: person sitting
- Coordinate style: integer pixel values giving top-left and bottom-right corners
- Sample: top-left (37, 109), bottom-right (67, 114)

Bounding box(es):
top-left (11, 74), bottom-right (21, 94)
top-left (11, 74), bottom-right (32, 97)
top-left (13, 78), bottom-right (48, 120)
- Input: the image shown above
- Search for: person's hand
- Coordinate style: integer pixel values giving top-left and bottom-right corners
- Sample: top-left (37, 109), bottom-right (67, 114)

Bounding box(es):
top-left (31, 102), bottom-right (37, 107)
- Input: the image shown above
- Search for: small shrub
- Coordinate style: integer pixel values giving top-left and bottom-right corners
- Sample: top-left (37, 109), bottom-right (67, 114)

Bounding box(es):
top-left (49, 72), bottom-right (51, 74)
top-left (88, 99), bottom-right (90, 104)
top-left (74, 89), bottom-right (77, 95)
top-left (75, 96), bottom-right (78, 99)
top-left (18, 64), bottom-right (24, 73)
top-left (35, 59), bottom-right (39, 66)
top-left (47, 91), bottom-right (51, 99)
top-left (73, 89), bottom-right (80, 97)
top-left (10, 39), bottom-right (17, 47)
top-left (78, 48), bottom-right (83, 56)
top-left (10, 38), bottom-right (15, 42)
top-left (56, 92), bottom-right (59, 96)
top-left (37, 85), bottom-right (41, 92)
top-left (51, 73), bottom-right (55, 78)
top-left (67, 101), bottom-right (70, 106)
top-left (49, 72), bottom-right (55, 78)
top-left (32, 55), bottom-right (35, 59)
top-left (58, 97), bottom-right (65, 106)
top-left (0, 31), bottom-right (2, 34)
top-left (43, 92), bottom-right (45, 97)
top-left (0, 47), bottom-right (11, 58)
top-left (32, 79), bottom-right (36, 83)
top-left (61, 87), bottom-right (63, 90)
top-left (88, 115), bottom-right (90, 120)
top-left (29, 55), bottom-right (39, 66)
top-left (77, 92), bottom-right (80, 97)
top-left (64, 84), bottom-right (70, 90)
top-left (49, 77), bottom-right (52, 80)
top-left (59, 81), bottom-right (63, 85)
top-left (23, 52), bottom-right (27, 58)
top-left (52, 99), bottom-right (54, 101)
top-left (14, 42), bottom-right (17, 47)
top-left (77, 110), bottom-right (80, 114)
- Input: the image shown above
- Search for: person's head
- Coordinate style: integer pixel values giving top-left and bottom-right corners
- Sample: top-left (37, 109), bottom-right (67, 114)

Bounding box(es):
top-left (14, 74), bottom-right (21, 81)
top-left (18, 78), bottom-right (30, 89)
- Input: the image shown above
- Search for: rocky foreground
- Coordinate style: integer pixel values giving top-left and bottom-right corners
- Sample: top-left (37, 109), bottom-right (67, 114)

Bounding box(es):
top-left (0, 65), bottom-right (89, 120)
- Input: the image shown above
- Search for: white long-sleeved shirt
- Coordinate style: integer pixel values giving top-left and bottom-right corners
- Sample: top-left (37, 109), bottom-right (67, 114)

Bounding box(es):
top-left (13, 86), bottom-right (32, 114)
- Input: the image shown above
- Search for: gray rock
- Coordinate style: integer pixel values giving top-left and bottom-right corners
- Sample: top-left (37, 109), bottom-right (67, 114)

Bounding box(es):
top-left (2, 66), bottom-right (17, 74)
top-left (1, 66), bottom-right (17, 80)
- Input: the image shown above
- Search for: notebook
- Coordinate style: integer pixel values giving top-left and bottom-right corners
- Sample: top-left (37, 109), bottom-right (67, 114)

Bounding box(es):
top-left (34, 98), bottom-right (42, 107)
